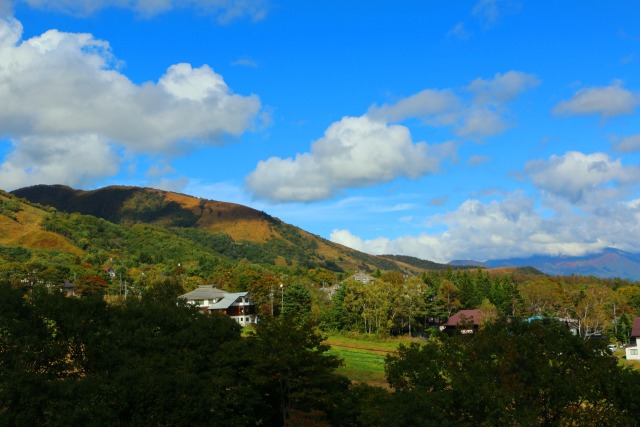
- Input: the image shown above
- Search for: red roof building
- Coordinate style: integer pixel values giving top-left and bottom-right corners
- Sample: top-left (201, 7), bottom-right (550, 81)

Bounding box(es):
top-left (442, 309), bottom-right (481, 334)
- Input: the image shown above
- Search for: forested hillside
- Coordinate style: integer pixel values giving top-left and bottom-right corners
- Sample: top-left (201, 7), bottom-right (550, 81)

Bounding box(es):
top-left (10, 185), bottom-right (410, 274)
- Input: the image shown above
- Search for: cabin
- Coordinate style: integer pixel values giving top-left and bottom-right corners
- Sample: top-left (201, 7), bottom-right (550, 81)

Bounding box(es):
top-left (179, 285), bottom-right (258, 326)
top-left (441, 309), bottom-right (481, 334)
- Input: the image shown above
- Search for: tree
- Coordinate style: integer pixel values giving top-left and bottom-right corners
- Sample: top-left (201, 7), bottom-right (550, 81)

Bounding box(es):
top-left (74, 274), bottom-right (109, 296)
top-left (477, 298), bottom-right (499, 328)
top-left (380, 318), bottom-right (640, 426)
top-left (437, 279), bottom-right (461, 319)
top-left (398, 276), bottom-right (428, 336)
top-left (283, 282), bottom-right (313, 318)
top-left (519, 279), bottom-right (565, 316)
top-left (245, 315), bottom-right (349, 425)
top-left (573, 285), bottom-right (613, 339)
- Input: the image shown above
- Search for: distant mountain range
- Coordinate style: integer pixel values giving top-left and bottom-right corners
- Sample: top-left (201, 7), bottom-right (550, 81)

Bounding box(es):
top-left (450, 248), bottom-right (640, 281)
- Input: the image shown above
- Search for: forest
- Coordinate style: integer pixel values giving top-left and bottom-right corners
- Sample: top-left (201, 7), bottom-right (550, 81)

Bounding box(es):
top-left (2, 282), bottom-right (640, 426)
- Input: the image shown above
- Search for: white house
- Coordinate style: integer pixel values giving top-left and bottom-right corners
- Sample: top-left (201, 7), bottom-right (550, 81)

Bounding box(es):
top-left (625, 317), bottom-right (640, 360)
top-left (179, 285), bottom-right (258, 326)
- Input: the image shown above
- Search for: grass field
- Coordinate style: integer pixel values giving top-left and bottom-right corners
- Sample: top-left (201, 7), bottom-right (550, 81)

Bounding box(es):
top-left (325, 334), bottom-right (420, 388)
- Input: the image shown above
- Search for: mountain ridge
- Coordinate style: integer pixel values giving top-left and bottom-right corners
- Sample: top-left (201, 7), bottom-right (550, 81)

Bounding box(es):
top-left (451, 248), bottom-right (640, 281)
top-left (9, 184), bottom-right (414, 274)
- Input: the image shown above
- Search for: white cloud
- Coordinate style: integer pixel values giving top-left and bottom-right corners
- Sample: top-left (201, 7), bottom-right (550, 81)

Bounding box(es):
top-left (472, 0), bottom-right (500, 25)
top-left (366, 71), bottom-right (538, 138)
top-left (472, 0), bottom-right (521, 27)
top-left (367, 89), bottom-right (460, 125)
top-left (457, 107), bottom-right (508, 137)
top-left (331, 188), bottom-right (640, 263)
top-left (232, 57), bottom-right (257, 67)
top-left (0, 134), bottom-right (120, 189)
top-left (0, 16), bottom-right (261, 190)
top-left (553, 80), bottom-right (639, 118)
top-left (17, 0), bottom-right (268, 21)
top-left (525, 151), bottom-right (640, 204)
top-left (246, 116), bottom-right (440, 202)
top-left (466, 71), bottom-right (540, 104)
top-left (467, 154), bottom-right (492, 165)
top-left (612, 134), bottom-right (640, 153)
top-left (0, 0), bottom-right (13, 16)
top-left (447, 22), bottom-right (470, 40)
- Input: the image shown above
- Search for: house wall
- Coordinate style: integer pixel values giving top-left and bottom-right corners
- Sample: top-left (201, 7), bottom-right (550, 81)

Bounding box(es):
top-left (625, 346), bottom-right (640, 360)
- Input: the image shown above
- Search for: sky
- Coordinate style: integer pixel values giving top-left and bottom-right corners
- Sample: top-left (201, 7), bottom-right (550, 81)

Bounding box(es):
top-left (1, 1), bottom-right (640, 264)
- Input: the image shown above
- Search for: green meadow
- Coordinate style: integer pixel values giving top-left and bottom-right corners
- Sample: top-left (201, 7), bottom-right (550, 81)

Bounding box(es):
top-left (325, 334), bottom-right (420, 387)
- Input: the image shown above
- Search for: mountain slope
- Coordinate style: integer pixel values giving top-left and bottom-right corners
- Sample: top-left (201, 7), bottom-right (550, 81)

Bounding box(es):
top-left (1, 191), bottom-right (83, 255)
top-left (10, 185), bottom-right (413, 274)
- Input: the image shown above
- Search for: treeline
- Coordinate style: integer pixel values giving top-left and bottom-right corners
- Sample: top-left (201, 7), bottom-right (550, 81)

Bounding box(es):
top-left (2, 283), bottom-right (640, 426)
top-left (321, 268), bottom-right (640, 344)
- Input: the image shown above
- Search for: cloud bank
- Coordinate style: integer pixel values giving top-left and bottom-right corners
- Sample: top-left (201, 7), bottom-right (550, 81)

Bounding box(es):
top-left (247, 71), bottom-right (538, 203)
top-left (0, 16), bottom-right (261, 190)
top-left (331, 151), bottom-right (640, 263)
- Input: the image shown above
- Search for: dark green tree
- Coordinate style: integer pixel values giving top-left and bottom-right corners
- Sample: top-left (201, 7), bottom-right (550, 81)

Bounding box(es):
top-left (379, 318), bottom-right (640, 426)
top-left (245, 315), bottom-right (349, 425)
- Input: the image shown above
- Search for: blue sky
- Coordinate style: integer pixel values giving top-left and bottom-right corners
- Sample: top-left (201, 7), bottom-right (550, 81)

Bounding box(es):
top-left (1, 0), bottom-right (640, 263)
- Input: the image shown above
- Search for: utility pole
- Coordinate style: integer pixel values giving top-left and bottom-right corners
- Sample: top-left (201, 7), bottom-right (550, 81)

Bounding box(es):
top-left (270, 284), bottom-right (274, 315)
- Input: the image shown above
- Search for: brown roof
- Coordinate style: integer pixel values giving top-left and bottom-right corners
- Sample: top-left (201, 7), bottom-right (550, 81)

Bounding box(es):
top-left (631, 317), bottom-right (640, 337)
top-left (444, 309), bottom-right (481, 327)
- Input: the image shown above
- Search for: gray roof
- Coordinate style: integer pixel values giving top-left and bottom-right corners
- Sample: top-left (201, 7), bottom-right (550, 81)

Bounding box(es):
top-left (179, 285), bottom-right (226, 300)
top-left (208, 292), bottom-right (248, 310)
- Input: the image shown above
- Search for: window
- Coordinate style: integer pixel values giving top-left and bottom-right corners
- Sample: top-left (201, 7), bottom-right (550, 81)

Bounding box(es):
top-left (631, 349), bottom-right (638, 356)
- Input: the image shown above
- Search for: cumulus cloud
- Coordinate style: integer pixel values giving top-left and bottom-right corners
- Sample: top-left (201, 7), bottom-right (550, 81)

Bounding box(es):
top-left (246, 116), bottom-right (440, 202)
top-left (247, 71), bottom-right (537, 203)
top-left (553, 80), bottom-right (639, 118)
top-left (0, 16), bottom-right (261, 190)
top-left (0, 134), bottom-right (120, 189)
top-left (525, 151), bottom-right (640, 204)
top-left (16, 0), bottom-right (268, 21)
top-left (367, 71), bottom-right (538, 138)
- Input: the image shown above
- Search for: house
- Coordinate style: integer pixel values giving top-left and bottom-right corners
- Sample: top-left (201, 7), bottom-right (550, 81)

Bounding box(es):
top-left (351, 272), bottom-right (375, 284)
top-left (441, 309), bottom-right (481, 334)
top-left (179, 285), bottom-right (258, 326)
top-left (625, 317), bottom-right (640, 361)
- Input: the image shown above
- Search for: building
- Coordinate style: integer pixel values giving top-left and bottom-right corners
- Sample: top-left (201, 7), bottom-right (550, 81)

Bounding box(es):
top-left (625, 317), bottom-right (640, 361)
top-left (351, 272), bottom-right (375, 284)
top-left (179, 285), bottom-right (258, 326)
top-left (440, 309), bottom-right (481, 334)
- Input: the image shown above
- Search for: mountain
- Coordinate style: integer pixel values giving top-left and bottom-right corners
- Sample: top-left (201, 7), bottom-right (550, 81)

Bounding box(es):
top-left (9, 184), bottom-right (414, 274)
top-left (449, 259), bottom-right (487, 268)
top-left (453, 248), bottom-right (640, 281)
top-left (381, 254), bottom-right (468, 271)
